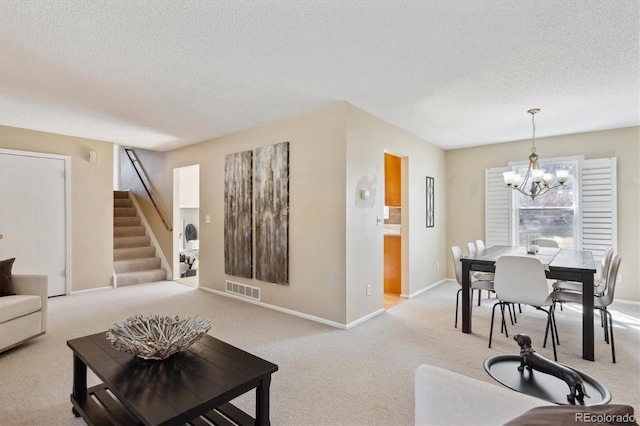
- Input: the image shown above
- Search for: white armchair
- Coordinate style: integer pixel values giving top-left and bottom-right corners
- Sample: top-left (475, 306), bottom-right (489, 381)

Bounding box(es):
top-left (0, 274), bottom-right (48, 352)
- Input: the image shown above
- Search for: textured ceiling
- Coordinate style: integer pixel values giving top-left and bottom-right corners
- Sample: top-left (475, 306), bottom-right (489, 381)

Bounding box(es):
top-left (1, 1), bottom-right (638, 152)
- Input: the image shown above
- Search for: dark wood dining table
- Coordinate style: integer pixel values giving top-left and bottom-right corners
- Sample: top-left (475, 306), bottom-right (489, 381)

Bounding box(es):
top-left (460, 245), bottom-right (597, 361)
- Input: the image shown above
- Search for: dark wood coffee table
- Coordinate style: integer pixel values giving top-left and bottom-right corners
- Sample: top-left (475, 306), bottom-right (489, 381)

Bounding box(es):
top-left (67, 332), bottom-right (278, 425)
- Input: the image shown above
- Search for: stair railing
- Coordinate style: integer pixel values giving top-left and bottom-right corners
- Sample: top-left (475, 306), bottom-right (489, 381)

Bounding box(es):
top-left (123, 148), bottom-right (172, 231)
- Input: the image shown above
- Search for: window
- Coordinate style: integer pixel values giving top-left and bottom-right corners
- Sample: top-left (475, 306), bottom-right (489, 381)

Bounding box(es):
top-left (514, 159), bottom-right (578, 249)
top-left (485, 157), bottom-right (617, 261)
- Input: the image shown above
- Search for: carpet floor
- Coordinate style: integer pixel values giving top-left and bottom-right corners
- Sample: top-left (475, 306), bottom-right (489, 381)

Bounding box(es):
top-left (1, 280), bottom-right (638, 425)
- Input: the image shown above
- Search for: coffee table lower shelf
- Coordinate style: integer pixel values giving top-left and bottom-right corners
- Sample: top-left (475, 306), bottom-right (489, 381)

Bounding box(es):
top-left (71, 383), bottom-right (255, 426)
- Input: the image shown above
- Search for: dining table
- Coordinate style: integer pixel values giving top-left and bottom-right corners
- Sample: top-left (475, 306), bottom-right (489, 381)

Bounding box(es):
top-left (460, 245), bottom-right (597, 361)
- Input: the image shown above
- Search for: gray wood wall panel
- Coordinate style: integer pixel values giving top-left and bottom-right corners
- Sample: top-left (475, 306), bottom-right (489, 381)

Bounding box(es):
top-left (254, 142), bottom-right (289, 285)
top-left (224, 150), bottom-right (253, 278)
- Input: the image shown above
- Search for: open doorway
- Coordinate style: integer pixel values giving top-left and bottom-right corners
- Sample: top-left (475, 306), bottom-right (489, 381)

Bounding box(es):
top-left (173, 165), bottom-right (200, 287)
top-left (383, 152), bottom-right (408, 309)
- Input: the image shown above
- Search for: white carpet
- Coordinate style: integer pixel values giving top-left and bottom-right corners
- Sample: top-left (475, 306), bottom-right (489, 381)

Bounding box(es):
top-left (1, 280), bottom-right (638, 425)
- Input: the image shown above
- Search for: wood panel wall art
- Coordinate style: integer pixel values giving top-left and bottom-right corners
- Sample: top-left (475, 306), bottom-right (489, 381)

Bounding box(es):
top-left (224, 150), bottom-right (253, 278)
top-left (254, 142), bottom-right (289, 285)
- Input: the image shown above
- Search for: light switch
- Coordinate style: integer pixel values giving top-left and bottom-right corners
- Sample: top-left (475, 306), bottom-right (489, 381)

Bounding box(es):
top-left (205, 215), bottom-right (211, 224)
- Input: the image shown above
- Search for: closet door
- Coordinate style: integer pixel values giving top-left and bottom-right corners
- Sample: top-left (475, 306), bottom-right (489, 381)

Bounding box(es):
top-left (0, 150), bottom-right (68, 296)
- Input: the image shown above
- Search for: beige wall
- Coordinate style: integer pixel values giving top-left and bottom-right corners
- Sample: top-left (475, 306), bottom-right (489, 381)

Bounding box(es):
top-left (446, 126), bottom-right (640, 302)
top-left (129, 103), bottom-right (349, 324)
top-left (345, 105), bottom-right (447, 323)
top-left (2, 112), bottom-right (633, 321)
top-left (131, 102), bottom-right (448, 326)
top-left (0, 125), bottom-right (114, 291)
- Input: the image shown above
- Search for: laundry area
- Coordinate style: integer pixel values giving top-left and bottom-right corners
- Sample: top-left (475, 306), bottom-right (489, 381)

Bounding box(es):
top-left (176, 165), bottom-right (199, 282)
top-left (179, 220), bottom-right (199, 278)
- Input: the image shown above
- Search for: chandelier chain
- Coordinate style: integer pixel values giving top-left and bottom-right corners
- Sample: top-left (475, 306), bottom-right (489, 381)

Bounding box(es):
top-left (528, 108), bottom-right (538, 154)
top-left (502, 108), bottom-right (569, 200)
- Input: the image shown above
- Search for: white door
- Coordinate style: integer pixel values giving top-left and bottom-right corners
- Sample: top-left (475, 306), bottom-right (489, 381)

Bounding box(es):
top-left (0, 150), bottom-right (68, 296)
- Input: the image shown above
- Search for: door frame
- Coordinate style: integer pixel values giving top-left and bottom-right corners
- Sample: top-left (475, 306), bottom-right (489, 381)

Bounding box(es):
top-left (172, 164), bottom-right (200, 281)
top-left (0, 148), bottom-right (71, 295)
top-left (383, 150), bottom-right (409, 298)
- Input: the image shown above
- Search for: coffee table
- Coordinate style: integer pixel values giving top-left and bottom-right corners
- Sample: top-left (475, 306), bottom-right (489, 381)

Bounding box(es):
top-left (67, 332), bottom-right (278, 425)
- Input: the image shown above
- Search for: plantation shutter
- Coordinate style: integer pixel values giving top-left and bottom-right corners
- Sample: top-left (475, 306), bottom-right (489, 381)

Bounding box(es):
top-left (485, 167), bottom-right (511, 246)
top-left (581, 158), bottom-right (617, 261)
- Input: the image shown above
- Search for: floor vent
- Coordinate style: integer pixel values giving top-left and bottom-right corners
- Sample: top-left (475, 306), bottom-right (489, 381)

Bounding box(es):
top-left (225, 280), bottom-right (261, 302)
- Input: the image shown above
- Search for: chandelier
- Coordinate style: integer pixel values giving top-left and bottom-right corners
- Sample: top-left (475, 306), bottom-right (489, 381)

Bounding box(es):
top-left (503, 108), bottom-right (569, 200)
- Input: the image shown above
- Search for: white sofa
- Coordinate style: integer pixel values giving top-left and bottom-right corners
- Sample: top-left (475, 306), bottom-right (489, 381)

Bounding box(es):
top-left (416, 364), bottom-right (638, 426)
top-left (0, 274), bottom-right (48, 352)
top-left (415, 364), bottom-right (552, 425)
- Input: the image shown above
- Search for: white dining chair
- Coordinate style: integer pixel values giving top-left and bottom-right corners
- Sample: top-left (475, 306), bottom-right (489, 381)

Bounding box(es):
top-left (467, 242), bottom-right (477, 255)
top-left (451, 246), bottom-right (494, 328)
top-left (537, 238), bottom-right (559, 248)
top-left (553, 247), bottom-right (613, 296)
top-left (489, 256), bottom-right (559, 361)
top-left (475, 239), bottom-right (486, 251)
top-left (552, 247), bottom-right (614, 313)
top-left (467, 241), bottom-right (495, 305)
top-left (552, 255), bottom-right (622, 363)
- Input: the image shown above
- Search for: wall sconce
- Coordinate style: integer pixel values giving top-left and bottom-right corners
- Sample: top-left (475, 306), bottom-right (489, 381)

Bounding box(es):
top-left (89, 150), bottom-right (98, 164)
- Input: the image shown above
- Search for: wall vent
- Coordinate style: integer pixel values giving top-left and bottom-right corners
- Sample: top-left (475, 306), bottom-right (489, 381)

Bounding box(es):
top-left (225, 280), bottom-right (261, 302)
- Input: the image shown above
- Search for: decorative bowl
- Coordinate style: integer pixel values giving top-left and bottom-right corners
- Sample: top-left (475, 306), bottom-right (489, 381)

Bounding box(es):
top-left (106, 314), bottom-right (211, 360)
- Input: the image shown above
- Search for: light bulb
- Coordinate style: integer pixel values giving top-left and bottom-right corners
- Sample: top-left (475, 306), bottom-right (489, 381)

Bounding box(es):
top-left (512, 173), bottom-right (522, 187)
top-left (503, 171), bottom-right (515, 186)
top-left (556, 169), bottom-right (569, 184)
top-left (532, 169), bottom-right (545, 183)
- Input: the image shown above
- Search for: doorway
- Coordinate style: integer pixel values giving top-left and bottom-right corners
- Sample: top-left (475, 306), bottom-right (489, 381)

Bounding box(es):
top-left (0, 149), bottom-right (69, 296)
top-left (383, 152), bottom-right (407, 309)
top-left (173, 165), bottom-right (200, 287)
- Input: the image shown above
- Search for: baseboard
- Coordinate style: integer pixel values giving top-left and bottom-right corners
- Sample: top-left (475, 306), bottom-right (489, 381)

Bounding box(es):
top-left (417, 279), bottom-right (639, 308)
top-left (200, 279), bottom-right (452, 329)
top-left (407, 278), bottom-right (451, 299)
top-left (345, 309), bottom-right (385, 329)
top-left (200, 287), bottom-right (349, 329)
top-left (71, 285), bottom-right (114, 294)
top-left (612, 298), bottom-right (640, 306)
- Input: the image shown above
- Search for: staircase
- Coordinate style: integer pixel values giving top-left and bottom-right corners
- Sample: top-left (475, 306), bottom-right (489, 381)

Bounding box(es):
top-left (113, 191), bottom-right (166, 286)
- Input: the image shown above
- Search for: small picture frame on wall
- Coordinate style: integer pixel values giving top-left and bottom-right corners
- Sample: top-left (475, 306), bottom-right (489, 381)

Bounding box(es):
top-left (426, 176), bottom-right (434, 228)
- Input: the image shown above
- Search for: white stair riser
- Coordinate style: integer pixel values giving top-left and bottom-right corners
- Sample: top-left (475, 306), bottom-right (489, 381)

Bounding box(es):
top-left (114, 226), bottom-right (145, 237)
top-left (114, 257), bottom-right (161, 273)
top-left (114, 207), bottom-right (137, 217)
top-left (116, 269), bottom-right (167, 286)
top-left (114, 217), bottom-right (141, 227)
top-left (114, 199), bottom-right (133, 208)
top-left (114, 246), bottom-right (156, 261)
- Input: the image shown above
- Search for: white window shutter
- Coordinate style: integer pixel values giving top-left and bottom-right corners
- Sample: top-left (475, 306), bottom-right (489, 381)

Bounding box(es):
top-left (485, 167), bottom-right (511, 246)
top-left (581, 158), bottom-right (617, 261)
